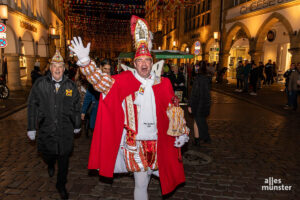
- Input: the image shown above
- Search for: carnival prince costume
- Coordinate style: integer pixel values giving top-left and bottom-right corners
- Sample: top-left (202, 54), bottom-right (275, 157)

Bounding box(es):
top-left (70, 15), bottom-right (189, 199)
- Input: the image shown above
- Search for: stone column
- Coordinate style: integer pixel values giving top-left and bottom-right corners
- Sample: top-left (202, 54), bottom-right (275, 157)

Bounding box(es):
top-left (39, 57), bottom-right (49, 72)
top-left (219, 51), bottom-right (230, 78)
top-left (6, 54), bottom-right (22, 91)
top-left (289, 48), bottom-right (300, 64)
top-left (289, 33), bottom-right (300, 64)
top-left (26, 55), bottom-right (36, 86)
top-left (249, 50), bottom-right (263, 64)
top-left (203, 52), bottom-right (209, 62)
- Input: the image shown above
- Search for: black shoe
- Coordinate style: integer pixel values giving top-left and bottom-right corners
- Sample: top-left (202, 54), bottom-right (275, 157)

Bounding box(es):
top-left (48, 165), bottom-right (55, 177)
top-left (56, 186), bottom-right (69, 199)
top-left (193, 138), bottom-right (200, 146)
top-left (203, 138), bottom-right (212, 144)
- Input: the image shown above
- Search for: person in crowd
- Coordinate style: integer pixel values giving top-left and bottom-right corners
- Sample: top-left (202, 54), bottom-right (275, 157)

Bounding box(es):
top-left (75, 68), bottom-right (89, 107)
top-left (191, 63), bottom-right (200, 85)
top-left (68, 60), bottom-right (77, 81)
top-left (265, 59), bottom-right (273, 85)
top-left (249, 61), bottom-right (259, 96)
top-left (272, 61), bottom-right (277, 83)
top-left (43, 58), bottom-right (51, 76)
top-left (235, 60), bottom-right (244, 92)
top-left (207, 62), bottom-right (216, 83)
top-left (69, 15), bottom-right (189, 200)
top-left (169, 64), bottom-right (186, 101)
top-left (283, 63), bottom-right (296, 109)
top-left (243, 60), bottom-right (251, 92)
top-left (162, 64), bottom-right (171, 78)
top-left (257, 61), bottom-right (264, 89)
top-left (31, 61), bottom-right (42, 85)
top-left (288, 62), bottom-right (300, 111)
top-left (81, 59), bottom-right (111, 136)
top-left (27, 50), bottom-right (81, 199)
top-left (188, 61), bottom-right (211, 146)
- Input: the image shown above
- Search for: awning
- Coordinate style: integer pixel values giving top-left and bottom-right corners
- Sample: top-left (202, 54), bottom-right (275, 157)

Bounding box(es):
top-left (152, 50), bottom-right (194, 59)
top-left (118, 50), bottom-right (194, 59)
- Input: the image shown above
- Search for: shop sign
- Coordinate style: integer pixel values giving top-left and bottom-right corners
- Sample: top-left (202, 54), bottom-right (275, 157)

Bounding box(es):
top-left (240, 0), bottom-right (294, 15)
top-left (0, 39), bottom-right (7, 48)
top-left (20, 21), bottom-right (37, 32)
top-left (194, 41), bottom-right (201, 55)
top-left (50, 35), bottom-right (60, 39)
top-left (0, 23), bottom-right (6, 33)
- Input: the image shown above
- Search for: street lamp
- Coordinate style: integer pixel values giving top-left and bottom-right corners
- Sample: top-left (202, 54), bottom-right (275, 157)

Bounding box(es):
top-left (0, 4), bottom-right (8, 23)
top-left (50, 25), bottom-right (56, 36)
top-left (214, 32), bottom-right (219, 41)
top-left (186, 47), bottom-right (189, 53)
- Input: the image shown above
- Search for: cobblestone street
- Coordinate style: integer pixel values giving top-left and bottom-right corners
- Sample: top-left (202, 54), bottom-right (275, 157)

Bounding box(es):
top-left (0, 91), bottom-right (299, 200)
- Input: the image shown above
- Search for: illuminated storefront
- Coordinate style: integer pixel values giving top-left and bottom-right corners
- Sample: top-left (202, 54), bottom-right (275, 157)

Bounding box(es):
top-left (4, 0), bottom-right (65, 90)
top-left (223, 0), bottom-right (300, 79)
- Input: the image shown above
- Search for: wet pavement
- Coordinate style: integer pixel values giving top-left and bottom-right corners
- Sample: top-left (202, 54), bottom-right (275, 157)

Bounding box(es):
top-left (0, 91), bottom-right (299, 200)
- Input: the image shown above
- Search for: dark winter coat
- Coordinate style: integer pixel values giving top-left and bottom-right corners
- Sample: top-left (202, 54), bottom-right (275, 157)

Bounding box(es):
top-left (169, 72), bottom-right (185, 89)
top-left (27, 74), bottom-right (81, 155)
top-left (188, 74), bottom-right (211, 117)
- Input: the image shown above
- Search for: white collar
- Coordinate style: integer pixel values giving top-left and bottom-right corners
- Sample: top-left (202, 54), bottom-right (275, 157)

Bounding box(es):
top-left (52, 76), bottom-right (63, 82)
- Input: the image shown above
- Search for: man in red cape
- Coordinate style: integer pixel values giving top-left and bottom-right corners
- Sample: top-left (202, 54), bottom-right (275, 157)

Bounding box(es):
top-left (70, 16), bottom-right (189, 199)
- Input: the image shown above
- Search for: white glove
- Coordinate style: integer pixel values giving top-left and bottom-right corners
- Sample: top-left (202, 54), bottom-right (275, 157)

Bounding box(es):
top-left (174, 134), bottom-right (189, 148)
top-left (74, 129), bottom-right (81, 134)
top-left (27, 130), bottom-right (36, 140)
top-left (69, 37), bottom-right (91, 65)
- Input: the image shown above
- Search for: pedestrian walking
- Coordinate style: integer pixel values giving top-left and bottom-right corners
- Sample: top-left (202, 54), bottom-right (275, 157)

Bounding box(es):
top-left (31, 61), bottom-right (42, 85)
top-left (283, 63), bottom-right (296, 109)
top-left (69, 15), bottom-right (189, 200)
top-left (27, 50), bottom-right (81, 199)
top-left (188, 61), bottom-right (211, 146)
top-left (235, 60), bottom-right (244, 92)
top-left (243, 60), bottom-right (251, 92)
top-left (257, 61), bottom-right (264, 89)
top-left (250, 61), bottom-right (259, 96)
top-left (288, 62), bottom-right (300, 111)
top-left (265, 60), bottom-right (273, 85)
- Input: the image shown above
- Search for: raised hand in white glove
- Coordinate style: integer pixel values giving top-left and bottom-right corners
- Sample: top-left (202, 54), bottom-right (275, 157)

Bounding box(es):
top-left (69, 37), bottom-right (91, 65)
top-left (27, 130), bottom-right (36, 140)
top-left (74, 129), bottom-right (81, 134)
top-left (174, 134), bottom-right (189, 148)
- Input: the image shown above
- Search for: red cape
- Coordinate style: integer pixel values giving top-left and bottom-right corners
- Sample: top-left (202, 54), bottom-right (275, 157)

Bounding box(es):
top-left (88, 71), bottom-right (185, 195)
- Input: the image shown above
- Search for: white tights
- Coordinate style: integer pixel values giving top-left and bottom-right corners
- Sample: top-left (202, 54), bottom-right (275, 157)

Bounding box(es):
top-left (134, 171), bottom-right (151, 200)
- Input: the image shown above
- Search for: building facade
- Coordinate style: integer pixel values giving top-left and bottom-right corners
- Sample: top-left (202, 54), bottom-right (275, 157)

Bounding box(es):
top-left (222, 0), bottom-right (300, 78)
top-left (145, 0), bottom-right (221, 64)
top-left (2, 0), bottom-right (66, 90)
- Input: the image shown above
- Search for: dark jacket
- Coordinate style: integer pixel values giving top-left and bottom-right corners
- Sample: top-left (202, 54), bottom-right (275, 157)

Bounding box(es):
top-left (283, 69), bottom-right (295, 87)
top-left (27, 74), bottom-right (81, 155)
top-left (169, 72), bottom-right (185, 89)
top-left (31, 67), bottom-right (42, 85)
top-left (250, 67), bottom-right (260, 82)
top-left (189, 74), bottom-right (211, 117)
top-left (243, 63), bottom-right (251, 76)
top-left (81, 85), bottom-right (100, 129)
